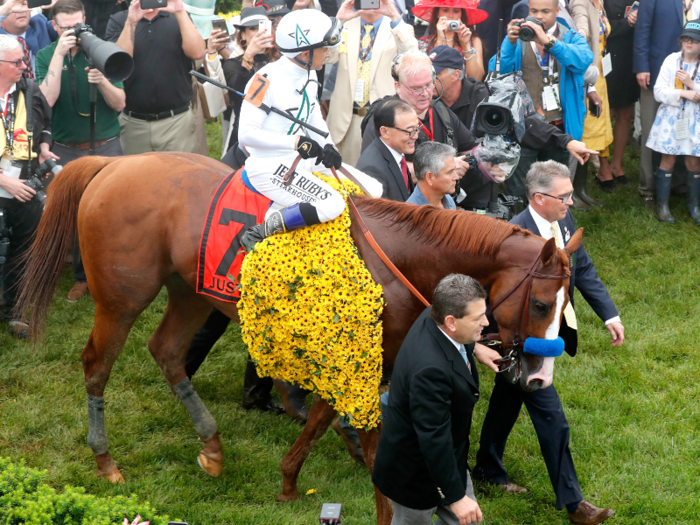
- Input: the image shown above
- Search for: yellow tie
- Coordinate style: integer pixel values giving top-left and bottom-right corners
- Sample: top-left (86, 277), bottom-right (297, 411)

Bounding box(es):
top-left (551, 222), bottom-right (578, 330)
top-left (356, 24), bottom-right (373, 108)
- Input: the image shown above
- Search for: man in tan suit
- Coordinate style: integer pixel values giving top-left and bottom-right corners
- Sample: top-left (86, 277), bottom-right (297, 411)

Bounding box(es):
top-left (327, 0), bottom-right (418, 166)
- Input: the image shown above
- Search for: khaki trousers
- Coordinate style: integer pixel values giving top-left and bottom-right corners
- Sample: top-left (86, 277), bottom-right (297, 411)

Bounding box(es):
top-left (119, 108), bottom-right (197, 155)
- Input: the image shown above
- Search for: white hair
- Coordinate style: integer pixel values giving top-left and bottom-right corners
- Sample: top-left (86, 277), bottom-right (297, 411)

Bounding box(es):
top-left (395, 50), bottom-right (434, 84)
top-left (0, 35), bottom-right (20, 59)
top-left (445, 67), bottom-right (465, 81)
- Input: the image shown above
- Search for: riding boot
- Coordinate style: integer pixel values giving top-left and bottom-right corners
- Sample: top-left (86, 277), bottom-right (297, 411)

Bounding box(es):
top-left (687, 171), bottom-right (700, 225)
top-left (241, 203), bottom-right (317, 251)
top-left (242, 358), bottom-right (284, 414)
top-left (573, 162), bottom-right (603, 208)
top-left (274, 379), bottom-right (310, 423)
top-left (655, 169), bottom-right (675, 223)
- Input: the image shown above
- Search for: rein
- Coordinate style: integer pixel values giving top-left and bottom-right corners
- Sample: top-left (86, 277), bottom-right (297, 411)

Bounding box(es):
top-left (329, 166), bottom-right (431, 308)
top-left (490, 254), bottom-right (568, 351)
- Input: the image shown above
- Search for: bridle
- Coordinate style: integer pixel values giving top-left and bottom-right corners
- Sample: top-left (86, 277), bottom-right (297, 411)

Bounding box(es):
top-left (487, 252), bottom-right (569, 373)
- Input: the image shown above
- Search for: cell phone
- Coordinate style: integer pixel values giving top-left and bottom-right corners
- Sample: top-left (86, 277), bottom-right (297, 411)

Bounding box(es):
top-left (589, 99), bottom-right (601, 118)
top-left (624, 1), bottom-right (639, 18)
top-left (140, 0), bottom-right (167, 9)
top-left (211, 18), bottom-right (231, 40)
top-left (354, 0), bottom-right (380, 10)
top-left (27, 0), bottom-right (46, 9)
top-left (258, 19), bottom-right (272, 34)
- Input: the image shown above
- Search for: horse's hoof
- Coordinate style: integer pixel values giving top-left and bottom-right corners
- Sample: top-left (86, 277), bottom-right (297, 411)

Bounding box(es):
top-left (197, 452), bottom-right (222, 477)
top-left (97, 468), bottom-right (125, 484)
top-left (277, 490), bottom-right (301, 502)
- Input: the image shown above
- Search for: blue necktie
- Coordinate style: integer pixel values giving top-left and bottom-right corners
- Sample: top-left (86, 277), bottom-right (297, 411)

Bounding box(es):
top-left (458, 344), bottom-right (471, 373)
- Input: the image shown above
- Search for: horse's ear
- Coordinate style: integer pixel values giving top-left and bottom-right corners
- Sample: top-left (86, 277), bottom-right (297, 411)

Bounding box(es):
top-left (540, 237), bottom-right (557, 266)
top-left (564, 228), bottom-right (583, 257)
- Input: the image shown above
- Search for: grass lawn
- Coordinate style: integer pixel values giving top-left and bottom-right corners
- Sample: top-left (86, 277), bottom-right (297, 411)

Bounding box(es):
top-left (1, 125), bottom-right (699, 525)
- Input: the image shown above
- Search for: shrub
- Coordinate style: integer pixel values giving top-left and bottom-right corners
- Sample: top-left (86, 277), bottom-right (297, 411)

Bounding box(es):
top-left (0, 458), bottom-right (170, 525)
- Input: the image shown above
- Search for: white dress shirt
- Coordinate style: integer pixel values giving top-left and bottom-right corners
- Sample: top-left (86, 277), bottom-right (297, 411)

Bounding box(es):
top-left (528, 205), bottom-right (620, 326)
top-left (380, 138), bottom-right (404, 172)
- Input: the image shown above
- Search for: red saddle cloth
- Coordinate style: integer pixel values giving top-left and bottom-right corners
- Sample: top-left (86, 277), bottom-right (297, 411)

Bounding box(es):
top-left (196, 169), bottom-right (271, 302)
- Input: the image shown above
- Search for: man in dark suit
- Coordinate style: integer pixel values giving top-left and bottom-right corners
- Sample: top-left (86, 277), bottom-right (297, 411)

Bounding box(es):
top-left (633, 0), bottom-right (686, 206)
top-left (373, 274), bottom-right (501, 525)
top-left (356, 98), bottom-right (418, 202)
top-left (472, 160), bottom-right (624, 525)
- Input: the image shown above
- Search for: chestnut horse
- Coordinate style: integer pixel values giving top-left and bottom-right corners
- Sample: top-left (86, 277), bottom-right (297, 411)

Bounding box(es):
top-left (17, 152), bottom-right (582, 525)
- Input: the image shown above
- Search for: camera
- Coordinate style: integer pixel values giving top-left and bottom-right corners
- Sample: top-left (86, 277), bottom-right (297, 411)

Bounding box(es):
top-left (514, 16), bottom-right (544, 42)
top-left (354, 0), bottom-right (379, 10)
top-left (71, 23), bottom-right (134, 82)
top-left (26, 159), bottom-right (64, 206)
top-left (447, 20), bottom-right (460, 31)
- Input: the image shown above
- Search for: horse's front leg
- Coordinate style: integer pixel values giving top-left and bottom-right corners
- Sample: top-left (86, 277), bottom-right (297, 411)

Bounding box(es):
top-left (278, 395), bottom-right (336, 501)
top-left (357, 425), bottom-right (393, 525)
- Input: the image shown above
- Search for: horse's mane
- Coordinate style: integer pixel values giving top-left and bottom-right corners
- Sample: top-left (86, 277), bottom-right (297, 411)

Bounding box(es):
top-left (355, 197), bottom-right (533, 259)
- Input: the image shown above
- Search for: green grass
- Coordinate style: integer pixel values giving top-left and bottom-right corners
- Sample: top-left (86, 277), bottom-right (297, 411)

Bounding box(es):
top-left (1, 128), bottom-right (699, 524)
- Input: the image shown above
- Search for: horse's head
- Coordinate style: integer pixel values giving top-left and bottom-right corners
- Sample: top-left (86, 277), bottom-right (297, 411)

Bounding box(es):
top-left (490, 229), bottom-right (583, 391)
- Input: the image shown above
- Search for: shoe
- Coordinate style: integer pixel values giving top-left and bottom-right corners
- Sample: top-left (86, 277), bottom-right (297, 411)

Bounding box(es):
top-left (500, 483), bottom-right (528, 494)
top-left (573, 163), bottom-right (603, 208)
top-left (67, 282), bottom-right (89, 302)
top-left (332, 417), bottom-right (366, 467)
top-left (242, 398), bottom-right (286, 415)
top-left (274, 379), bottom-right (310, 423)
top-left (568, 500), bottom-right (615, 525)
top-left (614, 175), bottom-right (628, 185)
top-left (241, 204), bottom-right (311, 252)
top-left (9, 319), bottom-right (28, 340)
top-left (571, 192), bottom-right (592, 211)
top-left (639, 194), bottom-right (654, 209)
top-left (594, 177), bottom-right (615, 194)
top-left (655, 169), bottom-right (675, 223)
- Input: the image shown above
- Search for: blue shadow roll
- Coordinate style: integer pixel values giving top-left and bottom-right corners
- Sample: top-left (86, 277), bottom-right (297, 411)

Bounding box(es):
top-left (523, 336), bottom-right (565, 357)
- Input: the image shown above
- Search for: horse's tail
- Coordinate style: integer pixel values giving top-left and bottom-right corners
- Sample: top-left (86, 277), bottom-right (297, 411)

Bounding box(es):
top-left (15, 156), bottom-right (118, 341)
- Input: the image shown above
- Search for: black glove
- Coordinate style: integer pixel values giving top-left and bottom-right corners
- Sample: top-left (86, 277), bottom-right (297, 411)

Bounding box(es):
top-left (296, 137), bottom-right (322, 160)
top-left (317, 144), bottom-right (343, 170)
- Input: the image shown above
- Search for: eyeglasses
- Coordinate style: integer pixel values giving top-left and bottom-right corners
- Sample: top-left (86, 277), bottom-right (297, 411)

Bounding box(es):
top-left (0, 59), bottom-right (26, 68)
top-left (57, 25), bottom-right (75, 31)
top-left (391, 124), bottom-right (421, 137)
top-left (401, 81), bottom-right (435, 95)
top-left (680, 36), bottom-right (700, 44)
top-left (536, 192), bottom-right (573, 204)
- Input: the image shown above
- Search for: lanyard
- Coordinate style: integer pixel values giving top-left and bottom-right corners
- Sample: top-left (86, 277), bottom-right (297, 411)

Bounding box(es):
top-left (1, 92), bottom-right (16, 159)
top-left (420, 108), bottom-right (434, 141)
top-left (359, 24), bottom-right (379, 63)
top-left (679, 58), bottom-right (700, 113)
top-left (685, 0), bottom-right (695, 19)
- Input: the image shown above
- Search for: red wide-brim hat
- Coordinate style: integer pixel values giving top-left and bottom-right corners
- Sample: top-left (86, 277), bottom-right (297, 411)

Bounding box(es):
top-left (412, 0), bottom-right (489, 25)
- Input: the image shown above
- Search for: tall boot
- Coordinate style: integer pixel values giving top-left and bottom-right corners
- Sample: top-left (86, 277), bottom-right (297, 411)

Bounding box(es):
top-left (655, 169), bottom-right (675, 223)
top-left (274, 379), bottom-right (311, 423)
top-left (573, 162), bottom-right (603, 208)
top-left (241, 203), bottom-right (317, 251)
top-left (687, 171), bottom-right (700, 225)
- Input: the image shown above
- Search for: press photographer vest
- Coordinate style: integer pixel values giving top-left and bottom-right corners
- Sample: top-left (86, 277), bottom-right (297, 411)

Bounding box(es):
top-left (0, 90), bottom-right (35, 162)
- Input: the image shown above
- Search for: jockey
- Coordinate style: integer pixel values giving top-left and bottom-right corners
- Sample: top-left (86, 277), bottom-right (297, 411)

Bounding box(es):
top-left (238, 10), bottom-right (345, 249)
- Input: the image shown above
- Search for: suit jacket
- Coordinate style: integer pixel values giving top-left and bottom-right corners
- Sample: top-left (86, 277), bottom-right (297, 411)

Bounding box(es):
top-left (327, 17), bottom-right (418, 145)
top-left (510, 208), bottom-right (618, 356)
top-left (355, 137), bottom-right (414, 202)
top-left (633, 0), bottom-right (684, 86)
top-left (372, 307), bottom-right (480, 510)
top-left (0, 14), bottom-right (57, 66)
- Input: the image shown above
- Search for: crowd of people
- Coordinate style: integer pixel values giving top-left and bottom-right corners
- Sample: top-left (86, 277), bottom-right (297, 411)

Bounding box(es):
top-left (0, 0), bottom-right (695, 523)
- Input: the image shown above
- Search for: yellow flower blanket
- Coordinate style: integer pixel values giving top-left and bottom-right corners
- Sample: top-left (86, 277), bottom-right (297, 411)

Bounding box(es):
top-left (238, 176), bottom-right (384, 429)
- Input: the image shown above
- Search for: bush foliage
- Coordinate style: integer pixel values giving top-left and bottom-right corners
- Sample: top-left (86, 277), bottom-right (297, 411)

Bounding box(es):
top-left (0, 458), bottom-right (169, 525)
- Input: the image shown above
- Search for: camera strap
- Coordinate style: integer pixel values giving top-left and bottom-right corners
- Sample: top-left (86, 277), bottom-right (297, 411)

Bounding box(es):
top-left (1, 92), bottom-right (16, 159)
top-left (25, 78), bottom-right (33, 164)
top-left (68, 54), bottom-right (90, 118)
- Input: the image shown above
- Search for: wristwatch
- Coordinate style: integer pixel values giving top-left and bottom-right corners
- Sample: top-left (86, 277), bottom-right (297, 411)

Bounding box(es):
top-left (544, 36), bottom-right (556, 50)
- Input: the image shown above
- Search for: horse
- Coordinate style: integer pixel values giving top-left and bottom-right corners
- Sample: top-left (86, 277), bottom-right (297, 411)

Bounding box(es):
top-left (17, 152), bottom-right (582, 525)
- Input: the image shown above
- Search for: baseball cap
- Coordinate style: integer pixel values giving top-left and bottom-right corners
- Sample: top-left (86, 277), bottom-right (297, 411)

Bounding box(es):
top-left (258, 0), bottom-right (291, 17)
top-left (681, 19), bottom-right (700, 41)
top-left (428, 46), bottom-right (465, 74)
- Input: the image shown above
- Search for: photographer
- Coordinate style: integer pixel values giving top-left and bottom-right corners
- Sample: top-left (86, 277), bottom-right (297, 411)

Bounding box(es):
top-left (105, 0), bottom-right (205, 154)
top-left (35, 0), bottom-right (125, 303)
top-left (489, 0), bottom-right (592, 200)
top-left (0, 35), bottom-right (53, 338)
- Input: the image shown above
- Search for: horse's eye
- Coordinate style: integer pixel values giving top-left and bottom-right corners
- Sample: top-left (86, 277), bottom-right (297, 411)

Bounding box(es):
top-left (533, 301), bottom-right (548, 315)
